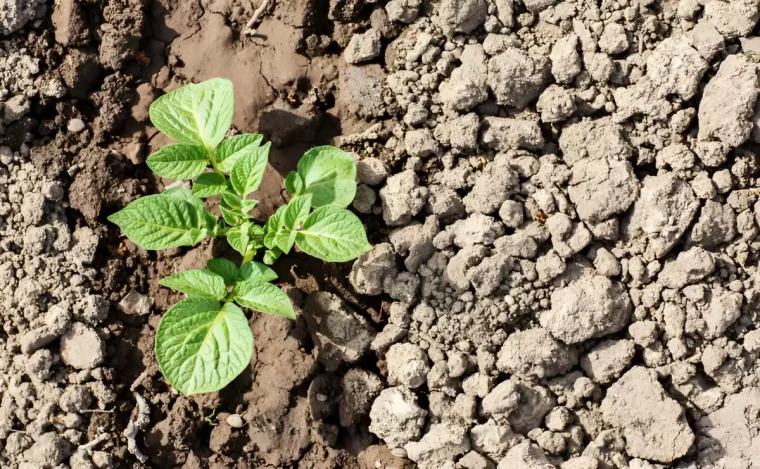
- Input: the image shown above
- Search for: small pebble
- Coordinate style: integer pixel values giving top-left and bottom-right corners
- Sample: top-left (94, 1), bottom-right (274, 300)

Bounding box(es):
top-left (67, 119), bottom-right (86, 133)
top-left (226, 414), bottom-right (245, 428)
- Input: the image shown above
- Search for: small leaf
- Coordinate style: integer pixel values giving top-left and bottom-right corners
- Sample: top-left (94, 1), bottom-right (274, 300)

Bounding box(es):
top-left (216, 134), bottom-right (264, 172)
top-left (275, 229), bottom-right (298, 254)
top-left (149, 78), bottom-right (234, 150)
top-left (221, 191), bottom-right (243, 209)
top-left (263, 248), bottom-right (282, 265)
top-left (233, 279), bottom-right (295, 319)
top-left (241, 199), bottom-right (258, 212)
top-left (193, 173), bottom-right (229, 198)
top-left (297, 146), bottom-right (357, 208)
top-left (164, 186), bottom-right (217, 233)
top-left (108, 195), bottom-right (205, 250)
top-left (160, 269), bottom-right (227, 299)
top-left (237, 262), bottom-right (277, 282)
top-left (146, 144), bottom-right (209, 180)
top-left (207, 259), bottom-right (238, 286)
top-left (285, 171), bottom-right (304, 194)
top-left (296, 206), bottom-right (372, 262)
top-left (221, 206), bottom-right (245, 227)
top-left (230, 142), bottom-right (271, 197)
top-left (156, 298), bottom-right (253, 395)
top-left (284, 194), bottom-right (312, 230)
top-left (263, 206), bottom-right (286, 250)
top-left (227, 225), bottom-right (250, 255)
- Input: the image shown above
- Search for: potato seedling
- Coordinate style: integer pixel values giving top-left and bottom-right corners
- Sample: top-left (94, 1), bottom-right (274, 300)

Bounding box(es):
top-left (109, 78), bottom-right (372, 395)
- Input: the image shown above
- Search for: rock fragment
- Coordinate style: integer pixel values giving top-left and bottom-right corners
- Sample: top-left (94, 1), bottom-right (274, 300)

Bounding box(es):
top-left (302, 292), bottom-right (376, 371)
top-left (369, 387), bottom-right (427, 448)
top-left (487, 49), bottom-right (551, 109)
top-left (380, 171), bottom-right (429, 226)
top-left (698, 54), bottom-right (759, 148)
top-left (405, 423), bottom-right (471, 469)
top-left (387, 343), bottom-right (431, 389)
top-left (482, 378), bottom-right (556, 433)
top-left (340, 369), bottom-right (384, 427)
top-left (497, 328), bottom-right (578, 379)
top-left (60, 323), bottom-right (105, 370)
top-left (657, 247), bottom-right (715, 289)
top-left (433, 0), bottom-right (487, 35)
top-left (580, 339), bottom-right (635, 384)
top-left (568, 158), bottom-right (639, 223)
top-left (345, 29), bottom-right (382, 64)
top-left (541, 274), bottom-right (632, 344)
top-left (497, 441), bottom-right (555, 469)
top-left (600, 367), bottom-right (694, 463)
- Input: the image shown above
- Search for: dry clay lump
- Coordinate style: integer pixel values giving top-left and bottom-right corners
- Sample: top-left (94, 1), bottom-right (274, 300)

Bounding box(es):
top-left (540, 274), bottom-right (632, 344)
top-left (600, 367), bottom-right (694, 463)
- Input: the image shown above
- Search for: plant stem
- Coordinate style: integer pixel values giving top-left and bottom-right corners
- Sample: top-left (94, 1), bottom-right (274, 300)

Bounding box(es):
top-left (243, 0), bottom-right (272, 35)
top-left (207, 149), bottom-right (225, 178)
top-left (241, 246), bottom-right (256, 265)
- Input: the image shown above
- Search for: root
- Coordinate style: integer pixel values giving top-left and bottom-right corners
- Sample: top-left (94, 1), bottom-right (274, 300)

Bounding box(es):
top-left (243, 0), bottom-right (273, 36)
top-left (124, 392), bottom-right (151, 463)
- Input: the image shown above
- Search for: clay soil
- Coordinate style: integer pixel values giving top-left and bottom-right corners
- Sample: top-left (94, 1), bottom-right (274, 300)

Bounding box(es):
top-left (3, 0), bottom-right (760, 468)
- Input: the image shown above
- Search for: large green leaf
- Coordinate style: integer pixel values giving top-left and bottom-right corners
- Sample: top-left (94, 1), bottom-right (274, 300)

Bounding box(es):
top-left (232, 279), bottom-right (295, 319)
top-left (285, 171), bottom-right (304, 194)
top-left (216, 134), bottom-right (263, 172)
top-left (108, 195), bottom-right (206, 250)
top-left (149, 78), bottom-right (234, 150)
top-left (230, 142), bottom-right (271, 197)
top-left (296, 206), bottom-right (372, 262)
top-left (146, 144), bottom-right (209, 180)
top-left (159, 269), bottom-right (227, 299)
top-left (193, 173), bottom-right (228, 198)
top-left (296, 146), bottom-right (356, 208)
top-left (156, 298), bottom-right (253, 395)
top-left (207, 259), bottom-right (238, 286)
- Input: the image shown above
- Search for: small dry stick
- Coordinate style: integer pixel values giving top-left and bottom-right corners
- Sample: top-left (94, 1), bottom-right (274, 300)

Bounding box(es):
top-left (243, 0), bottom-right (273, 36)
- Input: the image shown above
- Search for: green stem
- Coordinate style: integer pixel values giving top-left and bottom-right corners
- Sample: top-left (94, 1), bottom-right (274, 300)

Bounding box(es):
top-left (207, 148), bottom-right (225, 178)
top-left (241, 246), bottom-right (256, 265)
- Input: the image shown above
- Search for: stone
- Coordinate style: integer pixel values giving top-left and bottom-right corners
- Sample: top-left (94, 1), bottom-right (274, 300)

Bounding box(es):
top-left (433, 0), bottom-right (488, 36)
top-left (497, 328), bottom-right (578, 379)
top-left (345, 29), bottom-right (382, 64)
top-left (387, 343), bottom-right (431, 389)
top-left (600, 367), bottom-right (694, 463)
top-left (380, 171), bottom-right (429, 226)
top-left (487, 49), bottom-right (551, 109)
top-left (405, 423), bottom-right (471, 469)
top-left (497, 441), bottom-right (555, 469)
top-left (541, 274), bottom-right (632, 344)
top-left (350, 243), bottom-right (398, 296)
top-left (690, 200), bottom-right (738, 248)
top-left (657, 247), bottom-right (715, 289)
top-left (480, 117), bottom-right (545, 151)
top-left (22, 432), bottom-right (72, 467)
top-left (550, 35), bottom-right (582, 83)
top-left (580, 339), bottom-right (635, 384)
top-left (369, 387), bottom-right (427, 448)
top-left (568, 158), bottom-right (639, 223)
top-left (340, 369), bottom-right (384, 427)
top-left (698, 55), bottom-right (760, 148)
top-left (481, 378), bottom-right (556, 433)
top-left (302, 292), bottom-right (376, 371)
top-left (60, 323), bottom-right (105, 370)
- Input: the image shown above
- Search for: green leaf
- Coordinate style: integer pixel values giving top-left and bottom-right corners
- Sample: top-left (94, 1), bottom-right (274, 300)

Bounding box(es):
top-left (108, 195), bottom-right (205, 250)
top-left (193, 173), bottom-right (229, 198)
top-left (285, 171), bottom-right (304, 194)
top-left (230, 142), bottom-right (271, 197)
top-left (297, 146), bottom-right (357, 208)
top-left (216, 134), bottom-right (264, 173)
top-left (159, 269), bottom-right (227, 299)
top-left (263, 206), bottom-right (287, 250)
top-left (227, 226), bottom-right (250, 255)
top-left (164, 186), bottom-right (217, 233)
top-left (296, 206), bottom-right (372, 262)
top-left (222, 191), bottom-right (243, 209)
top-left (232, 279), bottom-right (295, 319)
top-left (275, 229), bottom-right (298, 254)
top-left (156, 298), bottom-right (253, 395)
top-left (241, 199), bottom-right (258, 212)
top-left (263, 248), bottom-right (282, 265)
top-left (207, 259), bottom-right (238, 286)
top-left (237, 261), bottom-right (277, 282)
top-left (146, 144), bottom-right (209, 180)
top-left (221, 206), bottom-right (246, 227)
top-left (284, 194), bottom-right (312, 230)
top-left (149, 78), bottom-right (234, 150)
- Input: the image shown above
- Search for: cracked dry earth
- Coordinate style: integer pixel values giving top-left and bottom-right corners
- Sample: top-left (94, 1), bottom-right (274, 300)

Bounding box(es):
top-left (2, 0), bottom-right (760, 468)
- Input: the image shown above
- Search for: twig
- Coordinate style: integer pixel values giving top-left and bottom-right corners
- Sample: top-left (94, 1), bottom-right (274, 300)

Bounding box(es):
top-left (78, 433), bottom-right (110, 453)
top-left (243, 0), bottom-right (273, 36)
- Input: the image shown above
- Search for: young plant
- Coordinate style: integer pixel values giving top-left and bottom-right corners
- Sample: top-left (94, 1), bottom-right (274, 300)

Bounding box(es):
top-left (109, 78), bottom-right (372, 395)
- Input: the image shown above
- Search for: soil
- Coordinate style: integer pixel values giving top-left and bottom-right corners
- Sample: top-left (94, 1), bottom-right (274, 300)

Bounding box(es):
top-left (2, 0), bottom-right (760, 468)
